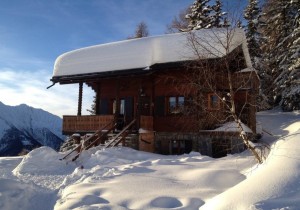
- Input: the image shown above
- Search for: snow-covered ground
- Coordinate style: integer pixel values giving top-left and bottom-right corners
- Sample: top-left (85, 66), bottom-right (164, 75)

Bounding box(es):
top-left (0, 109), bottom-right (299, 210)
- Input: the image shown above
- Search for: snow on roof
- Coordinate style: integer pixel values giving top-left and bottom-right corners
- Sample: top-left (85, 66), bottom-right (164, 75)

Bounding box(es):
top-left (53, 28), bottom-right (252, 77)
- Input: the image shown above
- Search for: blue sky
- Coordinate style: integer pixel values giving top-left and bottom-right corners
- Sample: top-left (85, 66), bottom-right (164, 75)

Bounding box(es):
top-left (0, 0), bottom-right (247, 117)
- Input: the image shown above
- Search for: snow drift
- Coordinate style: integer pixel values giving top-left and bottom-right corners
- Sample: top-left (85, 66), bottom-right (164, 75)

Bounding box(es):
top-left (0, 109), bottom-right (299, 209)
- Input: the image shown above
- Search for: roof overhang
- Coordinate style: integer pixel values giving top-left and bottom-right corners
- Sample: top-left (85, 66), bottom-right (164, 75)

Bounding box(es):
top-left (51, 61), bottom-right (188, 84)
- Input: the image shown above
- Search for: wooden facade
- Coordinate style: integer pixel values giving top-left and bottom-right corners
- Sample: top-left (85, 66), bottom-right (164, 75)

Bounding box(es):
top-left (56, 63), bottom-right (258, 156)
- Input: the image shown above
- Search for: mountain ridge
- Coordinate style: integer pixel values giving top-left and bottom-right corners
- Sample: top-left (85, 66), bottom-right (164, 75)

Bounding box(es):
top-left (0, 102), bottom-right (64, 156)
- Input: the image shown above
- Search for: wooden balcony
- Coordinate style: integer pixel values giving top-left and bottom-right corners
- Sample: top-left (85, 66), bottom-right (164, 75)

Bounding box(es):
top-left (63, 115), bottom-right (114, 135)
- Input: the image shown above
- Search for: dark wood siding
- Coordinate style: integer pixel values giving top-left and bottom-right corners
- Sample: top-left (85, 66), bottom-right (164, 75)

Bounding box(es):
top-left (155, 96), bottom-right (165, 117)
top-left (99, 98), bottom-right (109, 115)
top-left (124, 97), bottom-right (134, 122)
top-left (86, 65), bottom-right (258, 133)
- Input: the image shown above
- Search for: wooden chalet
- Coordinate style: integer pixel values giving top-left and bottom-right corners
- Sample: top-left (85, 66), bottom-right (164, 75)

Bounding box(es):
top-left (51, 29), bottom-right (259, 158)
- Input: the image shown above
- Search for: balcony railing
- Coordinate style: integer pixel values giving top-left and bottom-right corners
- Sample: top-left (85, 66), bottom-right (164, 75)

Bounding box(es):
top-left (62, 115), bottom-right (114, 134)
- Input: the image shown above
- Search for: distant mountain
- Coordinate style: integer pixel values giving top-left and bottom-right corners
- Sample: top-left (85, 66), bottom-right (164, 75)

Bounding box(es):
top-left (0, 102), bottom-right (64, 156)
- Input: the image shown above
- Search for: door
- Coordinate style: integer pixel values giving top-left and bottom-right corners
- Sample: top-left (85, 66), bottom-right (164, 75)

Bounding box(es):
top-left (124, 97), bottom-right (134, 123)
top-left (115, 97), bottom-right (134, 130)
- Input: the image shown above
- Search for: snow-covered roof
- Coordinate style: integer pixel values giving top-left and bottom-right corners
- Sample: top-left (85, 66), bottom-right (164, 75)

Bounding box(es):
top-left (53, 28), bottom-right (252, 78)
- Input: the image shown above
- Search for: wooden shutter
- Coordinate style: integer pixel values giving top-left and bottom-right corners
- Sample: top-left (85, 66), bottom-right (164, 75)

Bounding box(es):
top-left (125, 97), bottom-right (133, 118)
top-left (155, 96), bottom-right (165, 116)
top-left (99, 99), bottom-right (109, 115)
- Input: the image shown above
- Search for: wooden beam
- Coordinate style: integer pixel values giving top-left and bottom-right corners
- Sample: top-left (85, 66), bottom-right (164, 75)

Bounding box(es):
top-left (95, 83), bottom-right (101, 115)
top-left (77, 82), bottom-right (83, 116)
top-left (151, 76), bottom-right (155, 116)
top-left (136, 79), bottom-right (142, 128)
top-left (115, 79), bottom-right (120, 117)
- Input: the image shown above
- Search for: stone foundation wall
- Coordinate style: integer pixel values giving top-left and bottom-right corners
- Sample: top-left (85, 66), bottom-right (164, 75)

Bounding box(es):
top-left (154, 131), bottom-right (247, 157)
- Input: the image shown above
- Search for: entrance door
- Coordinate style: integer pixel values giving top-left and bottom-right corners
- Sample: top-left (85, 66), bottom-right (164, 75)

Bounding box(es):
top-left (115, 97), bottom-right (134, 130)
top-left (124, 97), bottom-right (134, 124)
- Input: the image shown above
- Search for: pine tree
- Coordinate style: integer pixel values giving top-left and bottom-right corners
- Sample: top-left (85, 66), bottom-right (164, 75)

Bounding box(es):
top-left (244, 0), bottom-right (261, 64)
top-left (260, 0), bottom-right (300, 110)
top-left (87, 95), bottom-right (96, 115)
top-left (237, 20), bottom-right (243, 29)
top-left (185, 0), bottom-right (213, 30)
top-left (280, 2), bottom-right (300, 111)
top-left (185, 0), bottom-right (229, 31)
top-left (211, 0), bottom-right (227, 28)
top-left (244, 0), bottom-right (271, 109)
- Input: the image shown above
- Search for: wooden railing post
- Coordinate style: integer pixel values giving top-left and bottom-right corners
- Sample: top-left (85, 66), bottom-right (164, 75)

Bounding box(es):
top-left (115, 79), bottom-right (120, 117)
top-left (77, 82), bottom-right (83, 116)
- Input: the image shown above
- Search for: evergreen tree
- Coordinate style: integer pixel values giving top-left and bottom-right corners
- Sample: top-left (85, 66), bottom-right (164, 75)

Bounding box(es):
top-left (244, 0), bottom-right (271, 109)
top-left (244, 0), bottom-right (261, 64)
top-left (237, 20), bottom-right (243, 29)
top-left (280, 2), bottom-right (300, 111)
top-left (260, 0), bottom-right (300, 110)
top-left (211, 0), bottom-right (227, 28)
top-left (185, 0), bottom-right (213, 30)
top-left (87, 95), bottom-right (96, 115)
top-left (185, 0), bottom-right (229, 31)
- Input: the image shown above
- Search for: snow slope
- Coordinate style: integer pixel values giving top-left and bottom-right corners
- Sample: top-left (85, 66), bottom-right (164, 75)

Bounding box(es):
top-left (0, 109), bottom-right (299, 210)
top-left (201, 111), bottom-right (300, 209)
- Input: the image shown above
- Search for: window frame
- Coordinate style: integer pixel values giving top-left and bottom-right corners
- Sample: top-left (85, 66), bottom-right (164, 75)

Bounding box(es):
top-left (207, 93), bottom-right (220, 110)
top-left (167, 96), bottom-right (185, 115)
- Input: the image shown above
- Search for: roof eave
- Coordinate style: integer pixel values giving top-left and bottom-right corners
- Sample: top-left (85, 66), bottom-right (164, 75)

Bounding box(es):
top-left (51, 61), bottom-right (190, 84)
top-left (51, 67), bottom-right (147, 84)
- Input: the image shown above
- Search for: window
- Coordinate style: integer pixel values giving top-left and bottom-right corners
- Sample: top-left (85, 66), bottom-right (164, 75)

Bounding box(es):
top-left (178, 96), bottom-right (184, 107)
top-left (208, 94), bottom-right (220, 110)
top-left (169, 97), bottom-right (176, 113)
top-left (120, 99), bottom-right (125, 115)
top-left (113, 99), bottom-right (117, 114)
top-left (168, 96), bottom-right (185, 114)
top-left (113, 99), bottom-right (125, 115)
